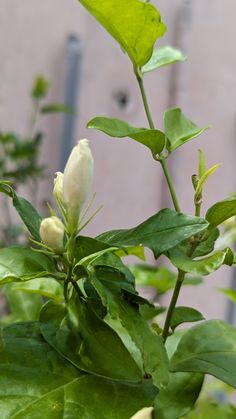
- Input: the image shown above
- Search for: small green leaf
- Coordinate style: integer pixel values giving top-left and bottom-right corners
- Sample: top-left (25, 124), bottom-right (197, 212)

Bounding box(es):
top-left (206, 197), bottom-right (236, 227)
top-left (191, 227), bottom-right (220, 258)
top-left (198, 149), bottom-right (207, 179)
top-left (218, 288), bottom-right (236, 304)
top-left (154, 372), bottom-right (204, 419)
top-left (87, 116), bottom-right (165, 157)
top-left (164, 108), bottom-right (208, 152)
top-left (78, 0), bottom-right (166, 67)
top-left (97, 209), bottom-right (209, 258)
top-left (142, 45), bottom-right (187, 73)
top-left (195, 163), bottom-right (221, 201)
top-left (170, 320), bottom-right (236, 388)
top-left (168, 246), bottom-right (233, 276)
top-left (40, 103), bottom-right (74, 114)
top-left (12, 195), bottom-right (42, 241)
top-left (0, 247), bottom-right (58, 284)
top-left (31, 75), bottom-right (50, 99)
top-left (12, 277), bottom-right (64, 303)
top-left (170, 307), bottom-right (205, 331)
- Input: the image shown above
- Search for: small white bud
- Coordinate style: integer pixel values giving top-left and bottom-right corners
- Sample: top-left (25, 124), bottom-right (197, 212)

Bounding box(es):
top-left (130, 407), bottom-right (153, 419)
top-left (62, 139), bottom-right (94, 230)
top-left (39, 216), bottom-right (64, 252)
top-left (53, 172), bottom-right (64, 205)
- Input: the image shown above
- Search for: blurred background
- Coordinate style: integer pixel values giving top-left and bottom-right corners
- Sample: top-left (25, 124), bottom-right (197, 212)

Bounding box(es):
top-left (1, 0), bottom-right (236, 322)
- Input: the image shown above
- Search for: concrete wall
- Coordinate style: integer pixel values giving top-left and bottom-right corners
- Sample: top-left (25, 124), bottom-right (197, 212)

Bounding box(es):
top-left (1, 0), bottom-right (236, 321)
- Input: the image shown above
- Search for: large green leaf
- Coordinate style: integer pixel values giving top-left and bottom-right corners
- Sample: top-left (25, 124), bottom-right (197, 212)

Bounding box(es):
top-left (170, 320), bottom-right (236, 388)
top-left (97, 209), bottom-right (208, 258)
top-left (154, 372), bottom-right (203, 419)
top-left (87, 116), bottom-right (165, 157)
top-left (164, 108), bottom-right (208, 152)
top-left (0, 247), bottom-right (58, 284)
top-left (168, 246), bottom-right (233, 276)
top-left (206, 197), bottom-right (236, 227)
top-left (40, 298), bottom-right (143, 381)
top-left (90, 269), bottom-right (169, 388)
top-left (0, 322), bottom-right (156, 418)
top-left (78, 0), bottom-right (166, 67)
top-left (142, 46), bottom-right (187, 74)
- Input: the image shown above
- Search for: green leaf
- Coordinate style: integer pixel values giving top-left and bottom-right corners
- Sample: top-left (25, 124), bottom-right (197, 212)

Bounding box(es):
top-left (154, 372), bottom-right (203, 419)
top-left (195, 164), bottom-right (221, 201)
top-left (170, 307), bottom-right (205, 331)
top-left (168, 246), bottom-right (233, 276)
top-left (142, 45), bottom-right (187, 73)
top-left (170, 320), bottom-right (236, 388)
top-left (90, 270), bottom-right (169, 388)
top-left (12, 195), bottom-right (42, 241)
top-left (0, 182), bottom-right (42, 241)
top-left (164, 108), bottom-right (208, 152)
top-left (40, 298), bottom-right (143, 381)
top-left (3, 283), bottom-right (42, 322)
top-left (40, 103), bottom-right (74, 114)
top-left (130, 264), bottom-right (202, 295)
top-left (0, 247), bottom-right (58, 284)
top-left (31, 75), bottom-right (50, 99)
top-left (218, 288), bottom-right (236, 304)
top-left (185, 399), bottom-right (236, 419)
top-left (78, 0), bottom-right (166, 67)
top-left (191, 227), bottom-right (220, 258)
top-left (97, 209), bottom-right (209, 258)
top-left (206, 197), bottom-right (236, 227)
top-left (87, 116), bottom-right (165, 157)
top-left (12, 277), bottom-right (64, 303)
top-left (0, 322), bottom-right (157, 418)
top-left (198, 149), bottom-right (207, 179)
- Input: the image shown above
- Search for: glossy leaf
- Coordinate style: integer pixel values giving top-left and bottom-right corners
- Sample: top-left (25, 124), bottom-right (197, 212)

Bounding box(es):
top-left (97, 209), bottom-right (208, 258)
top-left (0, 322), bottom-right (156, 418)
top-left (40, 299), bottom-right (143, 381)
top-left (0, 246), bottom-right (58, 284)
top-left (170, 307), bottom-right (205, 331)
top-left (12, 277), bottom-right (64, 302)
top-left (87, 116), bottom-right (165, 157)
top-left (206, 197), bottom-right (236, 227)
top-left (78, 0), bottom-right (166, 67)
top-left (90, 270), bottom-right (169, 388)
top-left (154, 372), bottom-right (203, 419)
top-left (168, 246), bottom-right (233, 276)
top-left (164, 108), bottom-right (208, 152)
top-left (142, 45), bottom-right (187, 73)
top-left (170, 320), bottom-right (236, 388)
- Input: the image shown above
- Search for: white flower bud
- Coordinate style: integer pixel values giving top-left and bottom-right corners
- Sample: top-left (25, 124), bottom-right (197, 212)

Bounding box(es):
top-left (63, 139), bottom-right (94, 210)
top-left (39, 216), bottom-right (64, 252)
top-left (53, 172), bottom-right (64, 205)
top-left (130, 407), bottom-right (153, 419)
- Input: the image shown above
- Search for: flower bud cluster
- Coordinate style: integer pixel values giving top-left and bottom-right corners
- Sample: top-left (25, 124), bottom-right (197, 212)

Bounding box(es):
top-left (40, 139), bottom-right (94, 250)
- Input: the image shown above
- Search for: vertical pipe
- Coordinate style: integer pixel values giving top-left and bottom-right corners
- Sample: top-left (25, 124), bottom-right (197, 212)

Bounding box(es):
top-left (59, 34), bottom-right (83, 171)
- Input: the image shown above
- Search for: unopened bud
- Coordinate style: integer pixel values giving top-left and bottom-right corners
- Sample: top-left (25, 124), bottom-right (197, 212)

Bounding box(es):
top-left (39, 216), bottom-right (64, 252)
top-left (63, 139), bottom-right (94, 228)
top-left (130, 407), bottom-right (153, 419)
top-left (53, 172), bottom-right (64, 205)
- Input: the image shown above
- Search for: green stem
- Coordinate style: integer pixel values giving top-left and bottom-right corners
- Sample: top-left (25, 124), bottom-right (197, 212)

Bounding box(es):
top-left (162, 270), bottom-right (186, 342)
top-left (195, 202), bottom-right (201, 217)
top-left (136, 73), bottom-right (181, 213)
